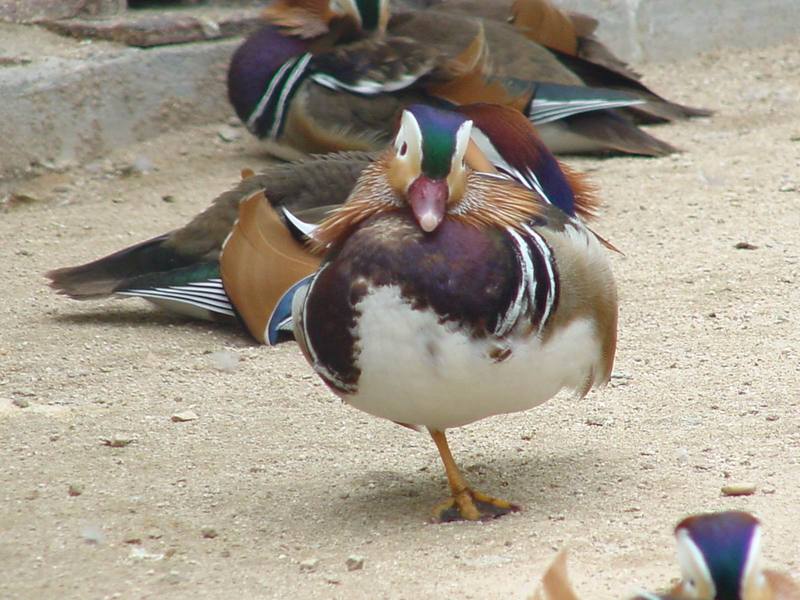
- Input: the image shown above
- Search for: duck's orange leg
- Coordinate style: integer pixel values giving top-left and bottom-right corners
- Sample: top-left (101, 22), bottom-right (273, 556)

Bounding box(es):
top-left (429, 428), bottom-right (520, 523)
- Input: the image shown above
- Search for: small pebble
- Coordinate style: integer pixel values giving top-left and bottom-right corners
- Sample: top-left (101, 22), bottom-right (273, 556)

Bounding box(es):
top-left (68, 483), bottom-right (84, 497)
top-left (12, 397), bottom-right (29, 408)
top-left (129, 547), bottom-right (164, 561)
top-left (171, 411), bottom-right (199, 423)
top-left (161, 570), bottom-right (183, 585)
top-left (201, 527), bottom-right (218, 539)
top-left (197, 16), bottom-right (221, 38)
top-left (81, 525), bottom-right (105, 544)
top-left (299, 558), bottom-right (319, 573)
top-left (346, 555), bottom-right (365, 571)
top-left (762, 485), bottom-right (776, 495)
top-left (462, 554), bottom-right (512, 568)
top-left (207, 351), bottom-right (239, 373)
top-left (323, 573), bottom-right (341, 585)
top-left (131, 155), bottom-right (154, 174)
top-left (721, 483), bottom-right (756, 497)
top-left (100, 436), bottom-right (134, 447)
top-left (217, 126), bottom-right (242, 143)
top-left (161, 195), bottom-right (176, 203)
top-left (734, 241), bottom-right (758, 250)
top-left (585, 416), bottom-right (613, 427)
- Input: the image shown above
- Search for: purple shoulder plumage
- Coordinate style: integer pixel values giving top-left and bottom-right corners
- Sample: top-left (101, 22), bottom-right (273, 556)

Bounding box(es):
top-left (227, 25), bottom-right (310, 137)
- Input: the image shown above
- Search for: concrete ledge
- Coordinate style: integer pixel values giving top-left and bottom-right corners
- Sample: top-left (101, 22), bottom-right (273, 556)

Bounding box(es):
top-left (0, 36), bottom-right (237, 181)
top-left (557, 0), bottom-right (800, 62)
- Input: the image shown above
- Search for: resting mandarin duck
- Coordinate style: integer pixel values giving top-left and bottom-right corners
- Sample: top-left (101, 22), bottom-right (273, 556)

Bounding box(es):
top-left (634, 512), bottom-right (800, 600)
top-left (290, 103), bottom-right (618, 521)
top-left (400, 0), bottom-right (710, 123)
top-left (412, 0), bottom-right (636, 78)
top-left (408, 0), bottom-right (710, 122)
top-left (227, 0), bottom-right (693, 158)
top-left (46, 153), bottom-right (372, 344)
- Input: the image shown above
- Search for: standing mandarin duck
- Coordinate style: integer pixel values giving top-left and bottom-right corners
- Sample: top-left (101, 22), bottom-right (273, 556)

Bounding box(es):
top-left (633, 512), bottom-right (800, 600)
top-left (291, 103), bottom-right (618, 521)
top-left (48, 102), bottom-right (606, 346)
top-left (227, 0), bottom-right (690, 158)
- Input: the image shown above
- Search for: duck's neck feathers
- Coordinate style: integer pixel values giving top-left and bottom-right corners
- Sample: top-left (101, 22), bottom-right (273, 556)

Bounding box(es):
top-left (312, 156), bottom-right (546, 249)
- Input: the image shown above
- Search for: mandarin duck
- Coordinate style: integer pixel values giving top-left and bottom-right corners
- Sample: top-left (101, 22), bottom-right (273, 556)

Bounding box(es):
top-left (399, 0), bottom-right (710, 123)
top-left (406, 0), bottom-right (711, 124)
top-left (48, 101), bottom-right (608, 346)
top-left (227, 0), bottom-right (686, 158)
top-left (530, 550), bottom-right (581, 600)
top-left (407, 0), bottom-right (635, 79)
top-left (290, 103), bottom-right (618, 521)
top-left (634, 512), bottom-right (800, 600)
top-left (46, 153), bottom-right (372, 344)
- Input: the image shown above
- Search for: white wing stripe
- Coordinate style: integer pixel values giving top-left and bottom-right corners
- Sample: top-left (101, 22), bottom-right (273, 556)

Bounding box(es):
top-left (522, 224), bottom-right (557, 335)
top-left (269, 53), bottom-right (313, 139)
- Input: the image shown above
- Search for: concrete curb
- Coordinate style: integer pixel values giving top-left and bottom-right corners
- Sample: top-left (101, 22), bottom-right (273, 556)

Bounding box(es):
top-left (1, 37), bottom-right (237, 182)
top-left (558, 0), bottom-right (800, 63)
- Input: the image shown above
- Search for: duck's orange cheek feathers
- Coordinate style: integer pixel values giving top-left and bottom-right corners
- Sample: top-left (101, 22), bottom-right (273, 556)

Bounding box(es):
top-left (407, 176), bottom-right (448, 232)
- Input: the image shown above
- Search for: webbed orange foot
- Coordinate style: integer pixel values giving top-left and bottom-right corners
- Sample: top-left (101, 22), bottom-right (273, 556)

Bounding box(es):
top-left (428, 428), bottom-right (521, 523)
top-left (433, 488), bottom-right (520, 523)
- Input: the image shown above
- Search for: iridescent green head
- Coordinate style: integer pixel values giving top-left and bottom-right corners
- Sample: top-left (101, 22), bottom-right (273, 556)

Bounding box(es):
top-left (387, 104), bottom-right (473, 233)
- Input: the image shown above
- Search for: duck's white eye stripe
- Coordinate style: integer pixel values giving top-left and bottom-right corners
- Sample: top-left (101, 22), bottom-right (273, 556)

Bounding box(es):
top-left (454, 119), bottom-right (473, 162)
top-left (396, 110), bottom-right (422, 156)
top-left (742, 526), bottom-right (763, 592)
top-left (675, 529), bottom-right (715, 599)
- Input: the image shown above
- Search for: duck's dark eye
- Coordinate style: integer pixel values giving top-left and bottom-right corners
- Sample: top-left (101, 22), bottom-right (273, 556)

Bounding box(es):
top-left (399, 142), bottom-right (407, 157)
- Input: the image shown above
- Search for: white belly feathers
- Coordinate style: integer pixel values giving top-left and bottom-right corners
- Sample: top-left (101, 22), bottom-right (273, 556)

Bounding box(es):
top-left (347, 284), bottom-right (602, 430)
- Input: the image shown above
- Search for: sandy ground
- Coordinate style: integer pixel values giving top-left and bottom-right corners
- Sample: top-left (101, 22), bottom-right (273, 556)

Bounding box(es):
top-left (1, 41), bottom-right (799, 600)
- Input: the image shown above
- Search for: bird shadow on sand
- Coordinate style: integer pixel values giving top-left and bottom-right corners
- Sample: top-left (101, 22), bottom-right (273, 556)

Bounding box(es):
top-left (309, 449), bottom-right (629, 530)
top-left (49, 305), bottom-right (249, 342)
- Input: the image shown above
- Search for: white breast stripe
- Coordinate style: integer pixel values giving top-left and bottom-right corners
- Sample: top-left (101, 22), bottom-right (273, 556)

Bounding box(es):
top-left (246, 56), bottom-right (298, 133)
top-left (522, 224), bottom-right (557, 335)
top-left (494, 228), bottom-right (528, 336)
top-left (269, 53), bottom-right (312, 140)
top-left (301, 264), bottom-right (356, 393)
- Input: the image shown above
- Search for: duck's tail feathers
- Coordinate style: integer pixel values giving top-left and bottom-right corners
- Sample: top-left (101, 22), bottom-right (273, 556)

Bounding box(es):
top-left (528, 82), bottom-right (645, 125)
top-left (46, 234), bottom-right (193, 300)
top-left (538, 110), bottom-right (678, 157)
top-left (552, 50), bottom-right (713, 123)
